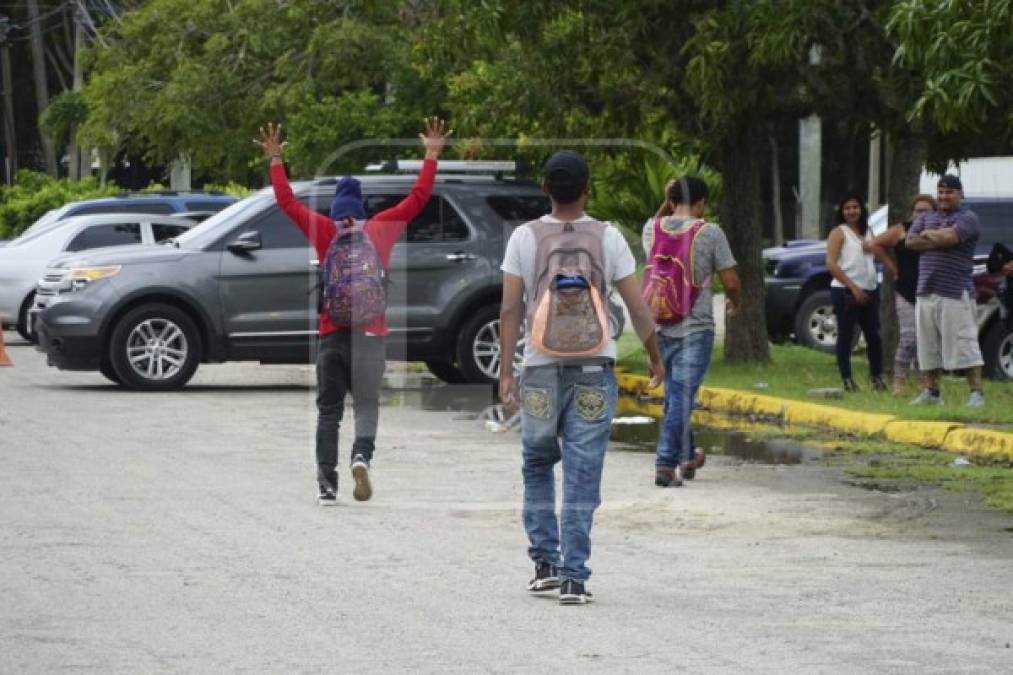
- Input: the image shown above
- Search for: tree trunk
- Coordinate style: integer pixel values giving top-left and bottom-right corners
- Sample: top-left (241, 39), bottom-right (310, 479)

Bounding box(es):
top-left (880, 128), bottom-right (925, 377)
top-left (716, 124), bottom-right (770, 363)
top-left (26, 0), bottom-right (58, 176)
top-left (68, 16), bottom-right (85, 180)
top-left (0, 41), bottom-right (16, 183)
top-left (769, 131), bottom-right (783, 246)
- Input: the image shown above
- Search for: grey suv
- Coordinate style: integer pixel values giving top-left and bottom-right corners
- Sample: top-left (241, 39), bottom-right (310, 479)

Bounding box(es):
top-left (34, 170), bottom-right (550, 390)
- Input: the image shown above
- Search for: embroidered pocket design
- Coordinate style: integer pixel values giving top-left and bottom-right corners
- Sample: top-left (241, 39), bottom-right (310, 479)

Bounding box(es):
top-left (522, 388), bottom-right (552, 419)
top-left (575, 386), bottom-right (607, 421)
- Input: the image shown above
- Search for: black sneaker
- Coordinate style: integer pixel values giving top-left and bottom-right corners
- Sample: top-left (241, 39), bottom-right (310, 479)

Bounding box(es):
top-left (871, 376), bottom-right (887, 392)
top-left (559, 579), bottom-right (593, 605)
top-left (317, 483), bottom-right (338, 506)
top-left (843, 378), bottom-right (859, 392)
top-left (351, 455), bottom-right (372, 502)
top-left (527, 561), bottom-right (560, 592)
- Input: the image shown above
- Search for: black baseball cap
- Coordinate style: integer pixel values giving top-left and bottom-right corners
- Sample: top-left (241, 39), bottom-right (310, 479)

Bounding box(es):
top-left (543, 150), bottom-right (589, 190)
top-left (937, 174), bottom-right (963, 190)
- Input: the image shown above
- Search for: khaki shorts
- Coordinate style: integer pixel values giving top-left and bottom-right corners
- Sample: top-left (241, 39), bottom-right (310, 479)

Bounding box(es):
top-left (915, 292), bottom-right (984, 371)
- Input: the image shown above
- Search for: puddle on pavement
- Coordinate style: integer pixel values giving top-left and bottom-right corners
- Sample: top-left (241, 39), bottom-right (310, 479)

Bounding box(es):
top-left (609, 417), bottom-right (820, 465)
top-left (384, 379), bottom-right (822, 466)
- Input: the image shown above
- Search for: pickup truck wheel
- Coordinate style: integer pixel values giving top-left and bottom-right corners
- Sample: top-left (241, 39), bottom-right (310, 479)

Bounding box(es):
top-left (982, 321), bottom-right (1013, 380)
top-left (425, 359), bottom-right (466, 384)
top-left (455, 304), bottom-right (525, 384)
top-left (109, 303), bottom-right (201, 391)
top-left (794, 290), bottom-right (839, 353)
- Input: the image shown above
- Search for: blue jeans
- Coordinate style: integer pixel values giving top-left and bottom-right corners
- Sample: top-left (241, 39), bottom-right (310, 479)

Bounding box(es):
top-left (656, 330), bottom-right (715, 469)
top-left (520, 363), bottom-right (617, 583)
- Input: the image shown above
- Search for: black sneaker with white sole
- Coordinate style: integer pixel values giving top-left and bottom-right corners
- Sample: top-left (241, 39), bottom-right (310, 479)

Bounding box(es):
top-left (351, 455), bottom-right (372, 502)
top-left (559, 579), bottom-right (592, 605)
top-left (527, 561), bottom-right (560, 592)
top-left (317, 483), bottom-right (338, 506)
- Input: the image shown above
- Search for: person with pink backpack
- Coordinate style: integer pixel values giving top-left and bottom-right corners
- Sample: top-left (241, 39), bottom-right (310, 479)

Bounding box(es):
top-left (257, 118), bottom-right (451, 505)
top-left (642, 176), bottom-right (742, 487)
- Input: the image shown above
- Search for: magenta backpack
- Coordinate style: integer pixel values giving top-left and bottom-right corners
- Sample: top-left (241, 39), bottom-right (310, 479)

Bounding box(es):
top-left (321, 224), bottom-right (387, 328)
top-left (641, 217), bottom-right (708, 324)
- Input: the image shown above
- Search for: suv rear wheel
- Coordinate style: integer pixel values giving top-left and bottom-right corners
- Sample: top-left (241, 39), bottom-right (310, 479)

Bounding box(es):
top-left (455, 304), bottom-right (525, 384)
top-left (109, 303), bottom-right (201, 390)
top-left (982, 320), bottom-right (1013, 380)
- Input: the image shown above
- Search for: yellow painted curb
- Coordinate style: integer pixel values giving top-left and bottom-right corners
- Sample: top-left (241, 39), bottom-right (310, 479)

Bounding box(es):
top-left (615, 369), bottom-right (1013, 459)
top-left (943, 428), bottom-right (1013, 462)
top-left (782, 400), bottom-right (895, 435)
top-left (883, 420), bottom-right (963, 448)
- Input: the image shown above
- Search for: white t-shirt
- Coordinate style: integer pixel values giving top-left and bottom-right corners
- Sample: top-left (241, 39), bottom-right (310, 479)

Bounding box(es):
top-left (501, 213), bottom-right (637, 366)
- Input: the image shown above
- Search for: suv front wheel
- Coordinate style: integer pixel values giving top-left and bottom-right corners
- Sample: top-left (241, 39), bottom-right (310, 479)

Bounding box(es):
top-left (455, 304), bottom-right (525, 384)
top-left (109, 303), bottom-right (201, 390)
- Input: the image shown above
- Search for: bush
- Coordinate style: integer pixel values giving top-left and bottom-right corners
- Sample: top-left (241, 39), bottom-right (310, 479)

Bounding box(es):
top-left (0, 170), bottom-right (117, 239)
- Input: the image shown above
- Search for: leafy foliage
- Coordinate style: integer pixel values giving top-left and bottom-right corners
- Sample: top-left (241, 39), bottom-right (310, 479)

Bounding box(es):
top-left (0, 170), bottom-right (118, 239)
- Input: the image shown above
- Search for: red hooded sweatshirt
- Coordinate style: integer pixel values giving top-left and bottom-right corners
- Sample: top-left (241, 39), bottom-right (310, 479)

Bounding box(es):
top-left (270, 159), bottom-right (436, 336)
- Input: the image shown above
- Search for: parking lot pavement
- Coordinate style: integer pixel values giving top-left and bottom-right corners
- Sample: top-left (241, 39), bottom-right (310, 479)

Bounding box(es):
top-left (2, 330), bottom-right (1013, 673)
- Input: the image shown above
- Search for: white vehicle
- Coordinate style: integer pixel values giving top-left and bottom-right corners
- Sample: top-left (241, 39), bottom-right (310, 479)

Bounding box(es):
top-left (0, 214), bottom-right (194, 341)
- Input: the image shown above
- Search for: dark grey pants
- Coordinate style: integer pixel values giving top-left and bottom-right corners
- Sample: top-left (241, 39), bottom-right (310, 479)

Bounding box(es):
top-left (315, 332), bottom-right (385, 489)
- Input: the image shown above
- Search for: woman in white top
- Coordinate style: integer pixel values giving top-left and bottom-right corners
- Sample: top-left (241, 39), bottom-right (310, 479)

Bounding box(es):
top-left (825, 193), bottom-right (889, 392)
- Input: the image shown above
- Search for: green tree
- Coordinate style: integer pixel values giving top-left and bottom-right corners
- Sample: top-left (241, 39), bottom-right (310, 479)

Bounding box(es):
top-left (78, 0), bottom-right (419, 183)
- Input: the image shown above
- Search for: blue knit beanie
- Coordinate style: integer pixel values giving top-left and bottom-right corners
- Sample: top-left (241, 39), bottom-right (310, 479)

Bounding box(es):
top-left (329, 177), bottom-right (366, 221)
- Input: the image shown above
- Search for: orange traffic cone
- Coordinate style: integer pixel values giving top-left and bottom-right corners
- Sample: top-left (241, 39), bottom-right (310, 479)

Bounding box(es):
top-left (0, 330), bottom-right (12, 367)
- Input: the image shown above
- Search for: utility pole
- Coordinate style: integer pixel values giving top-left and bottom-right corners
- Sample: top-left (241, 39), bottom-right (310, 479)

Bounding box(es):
top-left (26, 0), bottom-right (59, 176)
top-left (0, 15), bottom-right (16, 184)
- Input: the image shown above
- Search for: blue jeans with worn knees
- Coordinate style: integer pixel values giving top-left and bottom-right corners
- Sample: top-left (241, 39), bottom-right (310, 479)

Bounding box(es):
top-left (520, 364), bottom-right (617, 583)
top-left (656, 330), bottom-right (715, 469)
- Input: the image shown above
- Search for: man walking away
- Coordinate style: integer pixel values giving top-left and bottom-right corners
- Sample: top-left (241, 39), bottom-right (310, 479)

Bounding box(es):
top-left (257, 118), bottom-right (451, 504)
top-left (904, 174), bottom-right (985, 407)
top-left (642, 177), bottom-right (741, 487)
top-left (498, 150), bottom-right (664, 605)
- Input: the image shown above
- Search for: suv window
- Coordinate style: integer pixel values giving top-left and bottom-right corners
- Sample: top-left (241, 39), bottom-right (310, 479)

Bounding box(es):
top-left (72, 202), bottom-right (175, 216)
top-left (971, 202), bottom-right (1013, 252)
top-left (485, 195), bottom-right (549, 223)
top-left (65, 223), bottom-right (142, 252)
top-left (152, 223), bottom-right (191, 242)
top-left (364, 194), bottom-right (469, 242)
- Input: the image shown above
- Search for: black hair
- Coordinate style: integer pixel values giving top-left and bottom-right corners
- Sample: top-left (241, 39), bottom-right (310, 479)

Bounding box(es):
top-left (835, 192), bottom-right (870, 236)
top-left (667, 175), bottom-right (709, 206)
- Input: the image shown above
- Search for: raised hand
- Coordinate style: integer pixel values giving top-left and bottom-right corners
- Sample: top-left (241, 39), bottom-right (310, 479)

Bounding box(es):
top-left (420, 116), bottom-right (453, 159)
top-left (254, 122), bottom-right (286, 160)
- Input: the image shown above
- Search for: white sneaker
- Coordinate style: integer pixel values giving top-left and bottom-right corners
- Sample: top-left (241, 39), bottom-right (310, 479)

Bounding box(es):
top-left (910, 389), bottom-right (943, 406)
top-left (965, 391), bottom-right (985, 408)
top-left (351, 456), bottom-right (373, 502)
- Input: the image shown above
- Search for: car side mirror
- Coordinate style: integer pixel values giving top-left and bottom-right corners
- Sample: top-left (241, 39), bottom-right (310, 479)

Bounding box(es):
top-left (227, 231), bottom-right (262, 253)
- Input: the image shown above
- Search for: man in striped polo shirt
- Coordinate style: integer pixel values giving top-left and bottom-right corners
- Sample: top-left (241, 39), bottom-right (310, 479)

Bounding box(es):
top-left (904, 174), bottom-right (984, 407)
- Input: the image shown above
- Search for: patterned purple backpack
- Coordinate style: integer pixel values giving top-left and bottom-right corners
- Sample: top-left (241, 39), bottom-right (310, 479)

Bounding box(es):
top-left (321, 224), bottom-right (387, 328)
top-left (641, 217), bottom-right (708, 325)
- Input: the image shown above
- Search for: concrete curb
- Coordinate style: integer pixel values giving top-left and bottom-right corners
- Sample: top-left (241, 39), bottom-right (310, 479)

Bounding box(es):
top-left (614, 370), bottom-right (1013, 463)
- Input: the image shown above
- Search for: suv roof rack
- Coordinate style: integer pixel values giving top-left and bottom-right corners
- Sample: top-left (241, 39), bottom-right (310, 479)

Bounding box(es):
top-left (110, 190), bottom-right (227, 198)
top-left (364, 159), bottom-right (517, 174)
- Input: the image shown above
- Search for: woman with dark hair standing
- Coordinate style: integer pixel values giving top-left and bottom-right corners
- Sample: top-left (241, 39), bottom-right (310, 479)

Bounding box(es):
top-left (868, 194), bottom-right (937, 395)
top-left (825, 194), bottom-right (889, 391)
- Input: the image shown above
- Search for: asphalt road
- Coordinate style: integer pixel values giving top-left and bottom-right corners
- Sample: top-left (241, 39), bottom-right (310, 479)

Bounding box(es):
top-left (2, 332), bottom-right (1012, 674)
